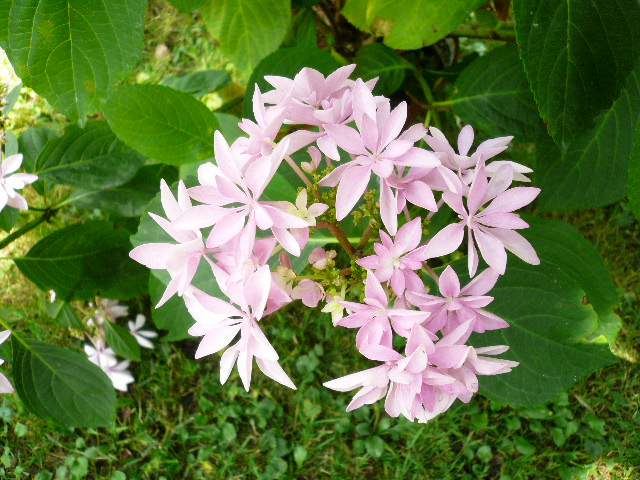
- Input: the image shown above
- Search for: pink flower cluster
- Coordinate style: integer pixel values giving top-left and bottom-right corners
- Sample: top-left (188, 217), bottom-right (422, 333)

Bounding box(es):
top-left (131, 65), bottom-right (540, 422)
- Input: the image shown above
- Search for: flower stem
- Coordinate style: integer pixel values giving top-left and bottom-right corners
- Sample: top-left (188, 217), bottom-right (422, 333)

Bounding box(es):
top-left (413, 70), bottom-right (442, 130)
top-left (0, 207), bottom-right (58, 250)
top-left (284, 155), bottom-right (313, 189)
top-left (427, 198), bottom-right (445, 221)
top-left (424, 264), bottom-right (440, 282)
top-left (316, 221), bottom-right (356, 257)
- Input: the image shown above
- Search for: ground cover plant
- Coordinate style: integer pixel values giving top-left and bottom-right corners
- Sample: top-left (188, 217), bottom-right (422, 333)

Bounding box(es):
top-left (0, 0), bottom-right (639, 478)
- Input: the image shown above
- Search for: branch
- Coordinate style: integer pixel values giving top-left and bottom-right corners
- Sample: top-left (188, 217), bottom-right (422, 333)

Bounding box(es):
top-left (0, 208), bottom-right (58, 251)
top-left (317, 220), bottom-right (357, 257)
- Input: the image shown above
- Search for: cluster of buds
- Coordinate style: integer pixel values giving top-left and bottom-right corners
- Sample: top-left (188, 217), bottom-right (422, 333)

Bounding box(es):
top-left (131, 65), bottom-right (540, 422)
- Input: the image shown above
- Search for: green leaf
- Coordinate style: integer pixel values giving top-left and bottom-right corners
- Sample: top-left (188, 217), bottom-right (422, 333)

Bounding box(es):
top-left (0, 207), bottom-right (19, 233)
top-left (3, 0), bottom-right (146, 124)
top-left (71, 164), bottom-right (179, 217)
top-left (11, 338), bottom-right (116, 427)
top-left (451, 44), bottom-right (546, 141)
top-left (353, 43), bottom-right (410, 96)
top-left (364, 435), bottom-right (385, 458)
top-left (201, 0), bottom-right (291, 76)
top-left (162, 70), bottom-right (231, 98)
top-left (104, 321), bottom-right (141, 361)
top-left (4, 82), bottom-right (22, 116)
top-left (34, 121), bottom-right (145, 189)
top-left (536, 64), bottom-right (640, 211)
top-left (513, 0), bottom-right (640, 152)
top-left (628, 118), bottom-right (640, 222)
top-left (521, 217), bottom-right (620, 341)
top-left (104, 85), bottom-right (218, 165)
top-left (14, 221), bottom-right (148, 301)
top-left (243, 45), bottom-right (340, 118)
top-left (18, 127), bottom-right (59, 174)
top-left (45, 300), bottom-right (82, 329)
top-left (469, 258), bottom-right (616, 406)
top-left (342, 0), bottom-right (485, 49)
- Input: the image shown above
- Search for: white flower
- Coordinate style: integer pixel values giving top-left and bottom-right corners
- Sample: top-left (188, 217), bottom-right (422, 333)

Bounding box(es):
top-left (0, 154), bottom-right (38, 212)
top-left (127, 314), bottom-right (157, 349)
top-left (0, 330), bottom-right (14, 394)
top-left (84, 340), bottom-right (134, 392)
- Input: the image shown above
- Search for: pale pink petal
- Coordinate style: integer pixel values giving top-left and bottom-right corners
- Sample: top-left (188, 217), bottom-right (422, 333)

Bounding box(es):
top-left (461, 268), bottom-right (500, 296)
top-left (490, 229), bottom-right (540, 265)
top-left (324, 123), bottom-right (367, 155)
top-left (256, 358), bottom-right (297, 389)
top-left (395, 217), bottom-right (422, 253)
top-left (244, 265), bottom-right (271, 320)
top-left (467, 166), bottom-right (488, 215)
top-left (403, 180), bottom-right (437, 211)
top-left (473, 229), bottom-right (507, 275)
top-left (421, 222), bottom-right (465, 259)
top-left (439, 266), bottom-right (461, 297)
top-left (380, 180), bottom-right (398, 235)
top-left (335, 165), bottom-right (371, 220)
top-left (485, 187), bottom-right (540, 214)
top-left (365, 272), bottom-right (388, 306)
top-left (457, 125), bottom-right (474, 156)
top-left (237, 347), bottom-right (253, 391)
top-left (220, 344), bottom-right (240, 384)
top-left (379, 102), bottom-right (407, 150)
top-left (195, 325), bottom-right (242, 359)
top-left (129, 243), bottom-right (172, 269)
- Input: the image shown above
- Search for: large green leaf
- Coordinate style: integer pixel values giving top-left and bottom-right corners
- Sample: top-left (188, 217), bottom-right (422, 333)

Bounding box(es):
top-left (72, 164), bottom-right (179, 217)
top-left (104, 85), bottom-right (218, 165)
top-left (521, 217), bottom-right (620, 341)
top-left (342, 0), bottom-right (485, 49)
top-left (513, 0), bottom-right (640, 152)
top-left (162, 70), bottom-right (231, 98)
top-left (629, 118), bottom-right (640, 222)
top-left (353, 43), bottom-right (410, 96)
top-left (536, 64), bottom-right (640, 211)
top-left (11, 338), bottom-right (116, 427)
top-left (2, 0), bottom-right (146, 124)
top-left (0, 206), bottom-right (19, 233)
top-left (34, 121), bottom-right (145, 189)
top-left (243, 45), bottom-right (340, 119)
top-left (451, 44), bottom-right (546, 141)
top-left (14, 221), bottom-right (148, 301)
top-left (201, 0), bottom-right (291, 76)
top-left (470, 258), bottom-right (616, 406)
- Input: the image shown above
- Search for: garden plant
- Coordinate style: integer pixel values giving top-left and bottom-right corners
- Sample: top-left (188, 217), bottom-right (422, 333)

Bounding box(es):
top-left (0, 0), bottom-right (639, 478)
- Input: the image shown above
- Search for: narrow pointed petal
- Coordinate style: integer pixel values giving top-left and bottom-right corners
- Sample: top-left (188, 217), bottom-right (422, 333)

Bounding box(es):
top-left (490, 229), bottom-right (540, 265)
top-left (195, 325), bottom-right (242, 359)
top-left (335, 165), bottom-right (371, 220)
top-left (439, 266), bottom-right (461, 297)
top-left (421, 222), bottom-right (465, 259)
top-left (457, 125), bottom-right (474, 156)
top-left (473, 229), bottom-right (507, 275)
top-left (256, 358), bottom-right (297, 389)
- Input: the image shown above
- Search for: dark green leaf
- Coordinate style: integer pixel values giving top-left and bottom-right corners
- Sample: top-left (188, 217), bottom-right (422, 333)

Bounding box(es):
top-left (0, 206), bottom-right (19, 233)
top-left (354, 43), bottom-right (410, 96)
top-left (364, 435), bottom-right (385, 458)
top-left (104, 322), bottom-right (141, 361)
top-left (243, 45), bottom-right (340, 118)
top-left (34, 122), bottom-right (145, 189)
top-left (11, 338), bottom-right (115, 427)
top-left (72, 165), bottom-right (179, 217)
top-left (470, 258), bottom-right (616, 406)
top-left (513, 0), bottom-right (640, 152)
top-left (342, 0), bottom-right (485, 49)
top-left (45, 300), bottom-right (82, 328)
top-left (536, 64), bottom-right (640, 211)
top-left (3, 0), bottom-right (146, 123)
top-left (451, 44), bottom-right (546, 141)
top-left (521, 217), bottom-right (620, 341)
top-left (283, 8), bottom-right (317, 49)
top-left (201, 0), bottom-right (291, 75)
top-left (104, 85), bottom-right (218, 165)
top-left (18, 127), bottom-right (59, 173)
top-left (162, 70), bottom-right (231, 98)
top-left (628, 118), bottom-right (640, 222)
top-left (15, 221), bottom-right (148, 301)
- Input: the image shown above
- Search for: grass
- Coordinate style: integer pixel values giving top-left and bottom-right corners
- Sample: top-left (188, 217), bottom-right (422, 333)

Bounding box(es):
top-left (1, 2), bottom-right (639, 479)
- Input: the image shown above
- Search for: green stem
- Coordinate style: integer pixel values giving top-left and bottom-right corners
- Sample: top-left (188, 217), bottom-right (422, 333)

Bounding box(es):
top-left (316, 221), bottom-right (356, 258)
top-left (413, 70), bottom-right (442, 130)
top-left (447, 23), bottom-right (516, 42)
top-left (0, 207), bottom-right (58, 250)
